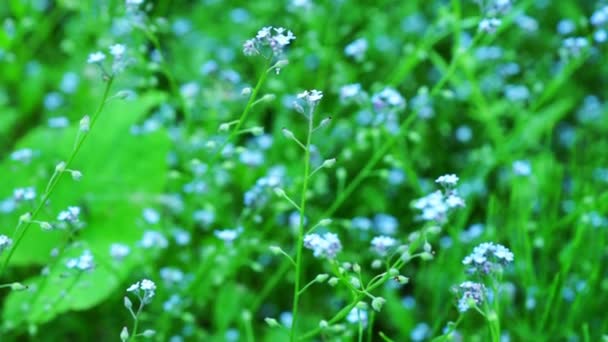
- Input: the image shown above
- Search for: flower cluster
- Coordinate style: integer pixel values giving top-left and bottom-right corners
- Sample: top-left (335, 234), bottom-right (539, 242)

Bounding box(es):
top-left (344, 38), bottom-right (368, 61)
top-left (304, 232), bottom-right (342, 259)
top-left (297, 89), bottom-right (324, 107)
top-left (456, 281), bottom-right (486, 312)
top-left (370, 235), bottom-right (397, 256)
top-left (413, 174), bottom-right (465, 224)
top-left (127, 278), bottom-right (157, 304)
top-left (243, 26), bottom-right (296, 57)
top-left (87, 43), bottom-right (130, 76)
top-left (475, 0), bottom-right (513, 33)
top-left (462, 242), bottom-right (514, 275)
top-left (591, 5), bottom-right (608, 43)
top-left (561, 37), bottom-right (589, 59)
top-left (57, 206), bottom-right (81, 223)
top-left (66, 249), bottom-right (95, 272)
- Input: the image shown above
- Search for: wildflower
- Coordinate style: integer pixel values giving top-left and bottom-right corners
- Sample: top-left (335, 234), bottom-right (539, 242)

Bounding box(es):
top-left (512, 160), bottom-right (532, 176)
top-left (214, 227), bottom-right (243, 245)
top-left (0, 235), bottom-right (13, 253)
top-left (142, 208), bottom-right (161, 224)
top-left (127, 278), bottom-right (156, 304)
top-left (351, 217), bottom-right (372, 231)
top-left (456, 281), bottom-right (486, 312)
top-left (297, 89), bottom-right (324, 107)
top-left (561, 37), bottom-right (588, 58)
top-left (10, 148), bottom-right (35, 163)
top-left (243, 26), bottom-right (296, 57)
top-left (140, 230), bottom-right (169, 249)
top-left (109, 44), bottom-right (126, 58)
top-left (66, 249), bottom-right (94, 271)
top-left (414, 175), bottom-right (465, 224)
top-left (371, 87), bottom-right (405, 112)
top-left (371, 236), bottom-right (397, 256)
top-left (110, 243), bottom-right (131, 261)
top-left (373, 214), bottom-right (398, 235)
top-left (435, 174), bottom-right (459, 187)
top-left (479, 18), bottom-right (501, 33)
top-left (304, 232), bottom-right (342, 259)
top-left (346, 307), bottom-right (368, 325)
top-left (462, 242), bottom-right (514, 275)
top-left (87, 51), bottom-right (106, 64)
top-left (339, 83), bottom-right (365, 103)
top-left (13, 187), bottom-right (36, 201)
top-left (344, 38), bottom-right (368, 61)
top-left (57, 206), bottom-right (81, 222)
top-left (160, 267), bottom-right (184, 284)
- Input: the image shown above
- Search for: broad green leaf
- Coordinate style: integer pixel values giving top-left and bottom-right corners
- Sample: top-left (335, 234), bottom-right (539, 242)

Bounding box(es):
top-left (1, 92), bottom-right (169, 328)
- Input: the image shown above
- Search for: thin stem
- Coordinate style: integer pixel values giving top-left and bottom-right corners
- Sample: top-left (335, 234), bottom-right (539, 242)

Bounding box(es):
top-left (290, 105), bottom-right (314, 341)
top-left (211, 60), bottom-right (272, 164)
top-left (0, 77), bottom-right (114, 276)
top-left (297, 277), bottom-right (319, 296)
top-left (129, 300), bottom-right (144, 342)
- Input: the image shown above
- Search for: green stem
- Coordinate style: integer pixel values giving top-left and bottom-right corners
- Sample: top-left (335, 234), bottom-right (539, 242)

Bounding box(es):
top-left (0, 77), bottom-right (114, 276)
top-left (129, 300), bottom-right (144, 342)
top-left (209, 59), bottom-right (272, 165)
top-left (290, 104), bottom-right (315, 341)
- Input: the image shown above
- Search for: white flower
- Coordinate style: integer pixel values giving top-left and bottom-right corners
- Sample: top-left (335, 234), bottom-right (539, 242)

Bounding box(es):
top-left (371, 87), bottom-right (406, 112)
top-left (87, 51), bottom-right (106, 64)
top-left (127, 278), bottom-right (157, 303)
top-left (13, 187), bottom-right (36, 201)
top-left (57, 206), bottom-right (81, 222)
top-left (109, 44), bottom-right (126, 58)
top-left (456, 281), bottom-right (485, 312)
top-left (297, 89), bottom-right (324, 106)
top-left (244, 26), bottom-right (296, 57)
top-left (512, 160), bottom-right (532, 176)
top-left (214, 228), bottom-right (242, 244)
top-left (304, 232), bottom-right (342, 259)
top-left (435, 174), bottom-right (459, 187)
top-left (371, 236), bottom-right (397, 256)
top-left (463, 242), bottom-right (514, 275)
top-left (66, 249), bottom-right (94, 271)
top-left (110, 243), bottom-right (131, 261)
top-left (140, 230), bottom-right (168, 249)
top-left (344, 38), bottom-right (368, 61)
top-left (479, 18), bottom-right (501, 33)
top-left (0, 235), bottom-right (13, 253)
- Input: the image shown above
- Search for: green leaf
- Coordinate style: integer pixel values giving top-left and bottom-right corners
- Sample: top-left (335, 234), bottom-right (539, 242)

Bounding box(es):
top-left (1, 92), bottom-right (169, 328)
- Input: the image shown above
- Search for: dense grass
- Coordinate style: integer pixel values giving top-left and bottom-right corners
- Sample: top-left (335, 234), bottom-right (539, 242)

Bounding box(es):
top-left (1, 0), bottom-right (607, 341)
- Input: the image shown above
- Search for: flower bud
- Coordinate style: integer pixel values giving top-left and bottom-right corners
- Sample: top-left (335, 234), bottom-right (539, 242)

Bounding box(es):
top-left (318, 218), bottom-right (332, 226)
top-left (328, 277), bottom-right (339, 287)
top-left (281, 128), bottom-right (295, 140)
top-left (71, 170), bottom-right (83, 181)
top-left (269, 246), bottom-right (283, 255)
top-left (120, 327), bottom-right (129, 341)
top-left (273, 188), bottom-right (286, 198)
top-left (241, 87), bottom-right (252, 96)
top-left (322, 158), bottom-right (337, 168)
top-left (371, 297), bottom-right (386, 312)
top-left (10, 282), bottom-right (27, 291)
top-left (142, 330), bottom-right (156, 338)
top-left (315, 274), bottom-right (329, 283)
top-left (55, 162), bottom-right (66, 172)
top-left (124, 296), bottom-right (133, 310)
top-left (318, 117), bottom-right (332, 128)
top-left (80, 115), bottom-right (91, 132)
top-left (264, 317), bottom-right (280, 328)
